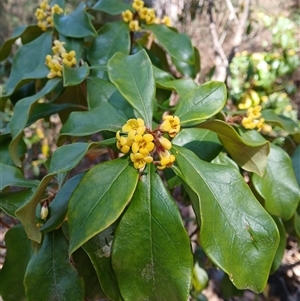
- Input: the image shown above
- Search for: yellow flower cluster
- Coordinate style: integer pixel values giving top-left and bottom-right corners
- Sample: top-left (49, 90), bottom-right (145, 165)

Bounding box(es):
top-left (35, 0), bottom-right (63, 31)
top-left (122, 0), bottom-right (172, 32)
top-left (116, 115), bottom-right (180, 170)
top-left (241, 106), bottom-right (272, 133)
top-left (45, 40), bottom-right (77, 79)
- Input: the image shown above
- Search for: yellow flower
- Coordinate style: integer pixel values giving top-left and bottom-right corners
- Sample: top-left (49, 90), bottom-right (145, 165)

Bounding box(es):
top-left (160, 115), bottom-right (180, 137)
top-left (241, 116), bottom-right (256, 129)
top-left (35, 8), bottom-right (46, 20)
top-left (261, 123), bottom-right (272, 134)
top-left (247, 106), bottom-right (262, 119)
top-left (139, 7), bottom-right (149, 20)
top-left (132, 134), bottom-right (155, 156)
top-left (161, 15), bottom-right (172, 27)
top-left (122, 10), bottom-right (133, 23)
top-left (255, 118), bottom-right (265, 132)
top-left (122, 118), bottom-right (145, 137)
top-left (39, 0), bottom-right (50, 10)
top-left (157, 150), bottom-right (175, 170)
top-left (158, 136), bottom-right (172, 150)
top-left (62, 51), bottom-right (77, 67)
top-left (145, 9), bottom-right (156, 24)
top-left (129, 20), bottom-right (141, 32)
top-left (37, 20), bottom-right (48, 31)
top-left (116, 131), bottom-right (133, 154)
top-left (51, 4), bottom-right (64, 14)
top-left (132, 0), bottom-right (144, 11)
top-left (130, 152), bottom-right (153, 169)
top-left (52, 40), bottom-right (66, 55)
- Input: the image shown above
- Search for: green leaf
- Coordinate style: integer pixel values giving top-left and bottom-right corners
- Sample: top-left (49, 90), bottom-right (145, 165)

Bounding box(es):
top-left (63, 62), bottom-right (90, 86)
top-left (16, 142), bottom-right (97, 243)
top-left (175, 81), bottom-right (227, 126)
top-left (27, 102), bottom-right (78, 124)
top-left (262, 109), bottom-right (299, 134)
top-left (9, 78), bottom-right (62, 167)
top-left (72, 247), bottom-right (106, 300)
top-left (173, 128), bottom-right (222, 161)
top-left (0, 189), bottom-right (35, 217)
top-left (0, 138), bottom-right (26, 166)
top-left (53, 2), bottom-right (97, 38)
top-left (112, 164), bottom-right (193, 301)
top-left (157, 78), bottom-right (198, 98)
top-left (0, 163), bottom-right (39, 190)
top-left (86, 76), bottom-right (134, 120)
top-left (68, 157), bottom-right (139, 254)
top-left (0, 224), bottom-right (33, 301)
top-left (59, 102), bottom-right (128, 138)
top-left (24, 229), bottom-right (85, 301)
top-left (40, 173), bottom-right (85, 233)
top-left (270, 217), bottom-right (286, 273)
top-left (252, 143), bottom-right (300, 220)
top-left (144, 24), bottom-right (194, 64)
top-left (4, 31), bottom-right (53, 96)
top-left (0, 25), bottom-right (42, 61)
top-left (87, 21), bottom-right (130, 78)
top-left (292, 145), bottom-right (300, 186)
top-left (108, 50), bottom-right (155, 127)
top-left (198, 120), bottom-right (270, 176)
top-left (172, 145), bottom-right (279, 293)
top-left (92, 0), bottom-right (132, 15)
top-left (83, 227), bottom-right (123, 301)
top-left (171, 46), bottom-right (201, 78)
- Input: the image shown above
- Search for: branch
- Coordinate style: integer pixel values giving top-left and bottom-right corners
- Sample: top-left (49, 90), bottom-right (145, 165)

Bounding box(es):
top-left (208, 0), bottom-right (228, 81)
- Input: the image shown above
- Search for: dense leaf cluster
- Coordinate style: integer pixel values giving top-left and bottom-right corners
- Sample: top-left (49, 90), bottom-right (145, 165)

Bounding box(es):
top-left (0, 1), bottom-right (299, 300)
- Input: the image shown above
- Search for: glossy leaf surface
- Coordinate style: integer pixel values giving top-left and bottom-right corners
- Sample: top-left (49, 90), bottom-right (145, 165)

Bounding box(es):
top-left (63, 62), bottom-right (90, 86)
top-left (145, 24), bottom-right (194, 64)
top-left (92, 0), bottom-right (132, 15)
top-left (24, 229), bottom-right (85, 301)
top-left (252, 143), bottom-right (300, 220)
top-left (157, 78), bottom-right (198, 98)
top-left (83, 227), bottom-right (123, 301)
top-left (60, 102), bottom-right (128, 137)
top-left (172, 145), bottom-right (279, 293)
top-left (112, 164), bottom-right (193, 301)
top-left (0, 163), bottom-right (39, 190)
top-left (108, 50), bottom-right (155, 127)
top-left (175, 81), bottom-right (227, 126)
top-left (9, 78), bottom-right (62, 167)
top-left (0, 224), bottom-right (33, 301)
top-left (199, 120), bottom-right (269, 176)
top-left (68, 157), bottom-right (139, 254)
top-left (4, 31), bottom-right (52, 96)
top-left (53, 2), bottom-right (97, 38)
top-left (88, 21), bottom-right (130, 78)
top-left (173, 128), bottom-right (222, 161)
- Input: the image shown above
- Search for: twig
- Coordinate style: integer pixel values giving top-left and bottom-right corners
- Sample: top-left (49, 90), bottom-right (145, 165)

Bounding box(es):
top-left (0, 218), bottom-right (11, 229)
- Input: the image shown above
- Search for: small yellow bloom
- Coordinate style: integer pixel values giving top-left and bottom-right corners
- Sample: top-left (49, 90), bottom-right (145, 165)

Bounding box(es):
top-left (129, 20), bottom-right (141, 32)
top-left (158, 136), bottom-right (172, 150)
top-left (40, 0), bottom-right (50, 10)
top-left (37, 20), bottom-right (48, 31)
top-left (161, 15), bottom-right (172, 27)
top-left (62, 51), bottom-right (77, 67)
top-left (139, 7), bottom-right (149, 20)
top-left (255, 118), bottom-right (265, 131)
top-left (261, 123), bottom-right (272, 134)
top-left (132, 0), bottom-right (144, 11)
top-left (51, 4), bottom-right (64, 14)
top-left (122, 118), bottom-right (145, 137)
top-left (157, 150), bottom-right (175, 170)
top-left (241, 116), bottom-right (256, 129)
top-left (122, 10), bottom-right (133, 23)
top-left (132, 134), bottom-right (155, 156)
top-left (247, 106), bottom-right (262, 119)
top-left (130, 152), bottom-right (153, 169)
top-left (145, 9), bottom-right (156, 24)
top-left (116, 131), bottom-right (133, 154)
top-left (160, 115), bottom-right (180, 137)
top-left (52, 40), bottom-right (66, 55)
